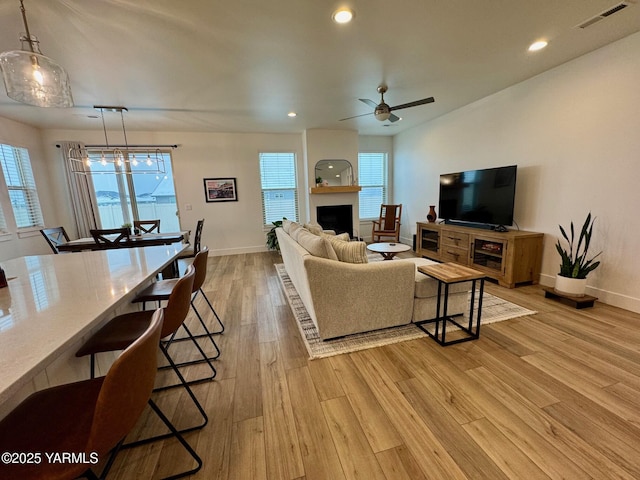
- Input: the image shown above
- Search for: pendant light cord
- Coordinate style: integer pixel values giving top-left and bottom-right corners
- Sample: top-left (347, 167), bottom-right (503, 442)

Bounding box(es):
top-left (19, 0), bottom-right (36, 53)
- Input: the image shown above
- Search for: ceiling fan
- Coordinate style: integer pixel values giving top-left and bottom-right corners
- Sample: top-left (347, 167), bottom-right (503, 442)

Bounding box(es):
top-left (340, 85), bottom-right (435, 123)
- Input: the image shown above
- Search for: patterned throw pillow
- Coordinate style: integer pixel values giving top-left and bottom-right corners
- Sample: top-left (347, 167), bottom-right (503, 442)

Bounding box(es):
top-left (325, 236), bottom-right (368, 264)
top-left (296, 229), bottom-right (338, 260)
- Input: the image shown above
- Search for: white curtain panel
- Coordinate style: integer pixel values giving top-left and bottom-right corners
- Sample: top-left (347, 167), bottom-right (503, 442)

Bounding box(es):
top-left (59, 141), bottom-right (98, 238)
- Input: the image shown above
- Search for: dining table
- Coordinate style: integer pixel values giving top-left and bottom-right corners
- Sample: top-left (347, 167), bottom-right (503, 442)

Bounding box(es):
top-left (0, 243), bottom-right (187, 419)
top-left (56, 231), bottom-right (189, 252)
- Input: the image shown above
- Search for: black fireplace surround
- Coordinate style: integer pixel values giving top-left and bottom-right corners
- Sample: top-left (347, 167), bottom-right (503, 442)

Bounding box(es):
top-left (316, 205), bottom-right (353, 237)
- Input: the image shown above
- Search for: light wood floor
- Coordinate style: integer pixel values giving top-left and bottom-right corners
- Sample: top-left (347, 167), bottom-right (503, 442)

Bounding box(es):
top-left (109, 252), bottom-right (640, 479)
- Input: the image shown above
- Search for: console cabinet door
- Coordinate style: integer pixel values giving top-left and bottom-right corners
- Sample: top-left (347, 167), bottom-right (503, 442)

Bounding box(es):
top-left (471, 237), bottom-right (506, 276)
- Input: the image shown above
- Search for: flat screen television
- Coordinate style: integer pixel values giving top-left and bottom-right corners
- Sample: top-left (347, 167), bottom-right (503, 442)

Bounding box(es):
top-left (439, 165), bottom-right (517, 228)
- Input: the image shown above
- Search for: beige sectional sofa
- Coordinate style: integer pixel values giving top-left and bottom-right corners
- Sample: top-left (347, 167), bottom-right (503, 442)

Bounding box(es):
top-left (276, 222), bottom-right (469, 340)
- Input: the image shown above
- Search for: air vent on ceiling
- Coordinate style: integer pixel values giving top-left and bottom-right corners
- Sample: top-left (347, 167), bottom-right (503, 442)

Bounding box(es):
top-left (576, 1), bottom-right (634, 28)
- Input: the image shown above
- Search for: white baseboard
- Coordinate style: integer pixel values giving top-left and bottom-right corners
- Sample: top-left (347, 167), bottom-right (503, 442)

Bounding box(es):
top-left (540, 273), bottom-right (640, 314)
top-left (210, 245), bottom-right (272, 256)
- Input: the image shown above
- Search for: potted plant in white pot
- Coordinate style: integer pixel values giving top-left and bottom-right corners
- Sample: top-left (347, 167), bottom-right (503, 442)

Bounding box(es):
top-left (554, 212), bottom-right (601, 297)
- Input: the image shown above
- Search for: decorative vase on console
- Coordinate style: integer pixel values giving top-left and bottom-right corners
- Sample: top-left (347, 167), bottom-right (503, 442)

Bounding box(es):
top-left (427, 205), bottom-right (437, 223)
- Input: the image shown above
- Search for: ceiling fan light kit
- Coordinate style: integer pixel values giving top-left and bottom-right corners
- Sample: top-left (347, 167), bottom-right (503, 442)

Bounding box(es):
top-left (340, 84), bottom-right (434, 123)
top-left (0, 0), bottom-right (73, 108)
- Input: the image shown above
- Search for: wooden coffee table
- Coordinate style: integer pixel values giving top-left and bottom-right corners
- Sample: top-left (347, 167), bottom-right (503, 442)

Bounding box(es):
top-left (366, 242), bottom-right (411, 260)
top-left (415, 262), bottom-right (486, 346)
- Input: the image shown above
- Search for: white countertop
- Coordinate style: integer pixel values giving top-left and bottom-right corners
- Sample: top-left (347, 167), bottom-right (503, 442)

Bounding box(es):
top-left (0, 244), bottom-right (185, 405)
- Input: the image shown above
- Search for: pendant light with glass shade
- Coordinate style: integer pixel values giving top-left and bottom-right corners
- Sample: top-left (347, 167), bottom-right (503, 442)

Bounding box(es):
top-left (0, 0), bottom-right (73, 108)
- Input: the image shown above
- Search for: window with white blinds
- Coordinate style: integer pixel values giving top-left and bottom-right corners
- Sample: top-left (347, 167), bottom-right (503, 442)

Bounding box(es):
top-left (259, 152), bottom-right (298, 226)
top-left (358, 152), bottom-right (388, 219)
top-left (0, 144), bottom-right (44, 229)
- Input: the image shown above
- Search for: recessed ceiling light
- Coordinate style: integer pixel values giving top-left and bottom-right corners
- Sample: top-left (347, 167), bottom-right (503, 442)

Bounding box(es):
top-left (332, 8), bottom-right (355, 24)
top-left (287, 112), bottom-right (297, 117)
top-left (528, 40), bottom-right (548, 52)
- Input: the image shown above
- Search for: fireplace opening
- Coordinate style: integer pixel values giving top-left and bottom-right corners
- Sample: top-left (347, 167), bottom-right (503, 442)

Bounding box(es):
top-left (317, 205), bottom-right (353, 237)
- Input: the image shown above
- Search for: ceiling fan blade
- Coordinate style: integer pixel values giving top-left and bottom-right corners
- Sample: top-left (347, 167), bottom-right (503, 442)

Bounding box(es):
top-left (389, 113), bottom-right (401, 123)
top-left (339, 112), bottom-right (373, 121)
top-left (389, 97), bottom-right (435, 112)
top-left (359, 98), bottom-right (378, 108)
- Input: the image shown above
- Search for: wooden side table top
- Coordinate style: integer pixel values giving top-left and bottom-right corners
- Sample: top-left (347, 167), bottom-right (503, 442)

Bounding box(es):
top-left (417, 262), bottom-right (485, 283)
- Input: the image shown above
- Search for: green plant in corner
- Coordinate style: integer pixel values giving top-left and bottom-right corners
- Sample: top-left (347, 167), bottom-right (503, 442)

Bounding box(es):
top-left (555, 212), bottom-right (602, 279)
top-left (266, 218), bottom-right (286, 251)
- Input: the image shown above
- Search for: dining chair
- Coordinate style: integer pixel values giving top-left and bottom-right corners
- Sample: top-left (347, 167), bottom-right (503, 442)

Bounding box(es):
top-left (134, 219), bottom-right (160, 233)
top-left (178, 218), bottom-right (204, 260)
top-left (371, 204), bottom-right (402, 243)
top-left (133, 246), bottom-right (224, 365)
top-left (75, 265), bottom-right (212, 442)
top-left (40, 226), bottom-right (70, 254)
top-left (0, 309), bottom-right (200, 480)
top-left (90, 227), bottom-right (130, 245)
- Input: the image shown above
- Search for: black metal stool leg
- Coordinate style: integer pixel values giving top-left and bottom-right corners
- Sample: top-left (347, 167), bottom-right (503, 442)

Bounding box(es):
top-left (146, 398), bottom-right (203, 480)
top-left (156, 322), bottom-right (217, 387)
top-left (123, 343), bottom-right (208, 448)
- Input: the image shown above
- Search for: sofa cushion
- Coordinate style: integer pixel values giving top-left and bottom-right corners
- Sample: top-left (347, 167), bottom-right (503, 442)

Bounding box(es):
top-left (399, 257), bottom-right (470, 298)
top-left (296, 229), bottom-right (338, 260)
top-left (325, 236), bottom-right (368, 264)
top-left (282, 219), bottom-right (293, 234)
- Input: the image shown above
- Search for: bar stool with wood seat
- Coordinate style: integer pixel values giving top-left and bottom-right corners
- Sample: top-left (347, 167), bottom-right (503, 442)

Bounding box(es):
top-left (75, 265), bottom-right (213, 440)
top-left (0, 309), bottom-right (201, 480)
top-left (133, 246), bottom-right (224, 364)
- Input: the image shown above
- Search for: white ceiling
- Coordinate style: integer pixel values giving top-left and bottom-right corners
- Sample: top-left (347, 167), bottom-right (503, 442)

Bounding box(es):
top-left (0, 0), bottom-right (639, 136)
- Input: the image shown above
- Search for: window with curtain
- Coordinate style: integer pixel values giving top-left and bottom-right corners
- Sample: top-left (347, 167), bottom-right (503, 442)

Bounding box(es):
top-left (0, 144), bottom-right (44, 229)
top-left (84, 149), bottom-right (179, 231)
top-left (358, 152), bottom-right (388, 219)
top-left (259, 152), bottom-right (298, 226)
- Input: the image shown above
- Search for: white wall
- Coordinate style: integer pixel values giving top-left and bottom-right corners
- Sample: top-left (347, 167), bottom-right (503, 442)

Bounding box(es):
top-left (394, 31), bottom-right (640, 312)
top-left (40, 129), bottom-right (305, 256)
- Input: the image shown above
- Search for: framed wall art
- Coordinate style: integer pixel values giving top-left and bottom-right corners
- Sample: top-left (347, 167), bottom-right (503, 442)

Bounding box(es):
top-left (203, 177), bottom-right (238, 202)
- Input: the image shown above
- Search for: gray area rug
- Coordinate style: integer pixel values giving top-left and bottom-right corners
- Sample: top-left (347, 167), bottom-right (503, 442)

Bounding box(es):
top-left (275, 263), bottom-right (537, 359)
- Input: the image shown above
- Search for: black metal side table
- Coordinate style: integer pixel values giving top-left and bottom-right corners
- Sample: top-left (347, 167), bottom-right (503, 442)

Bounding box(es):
top-left (415, 263), bottom-right (486, 346)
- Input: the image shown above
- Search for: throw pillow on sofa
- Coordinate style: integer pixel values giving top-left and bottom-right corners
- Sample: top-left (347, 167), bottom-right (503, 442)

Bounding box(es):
top-left (324, 235), bottom-right (368, 264)
top-left (289, 222), bottom-right (304, 241)
top-left (296, 229), bottom-right (338, 260)
top-left (321, 232), bottom-right (350, 241)
top-left (303, 223), bottom-right (324, 235)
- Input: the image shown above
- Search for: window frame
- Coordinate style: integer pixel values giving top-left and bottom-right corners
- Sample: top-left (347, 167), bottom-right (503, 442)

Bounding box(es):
top-left (84, 148), bottom-right (179, 231)
top-left (0, 143), bottom-right (44, 231)
top-left (358, 152), bottom-right (389, 220)
top-left (259, 152), bottom-right (299, 228)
